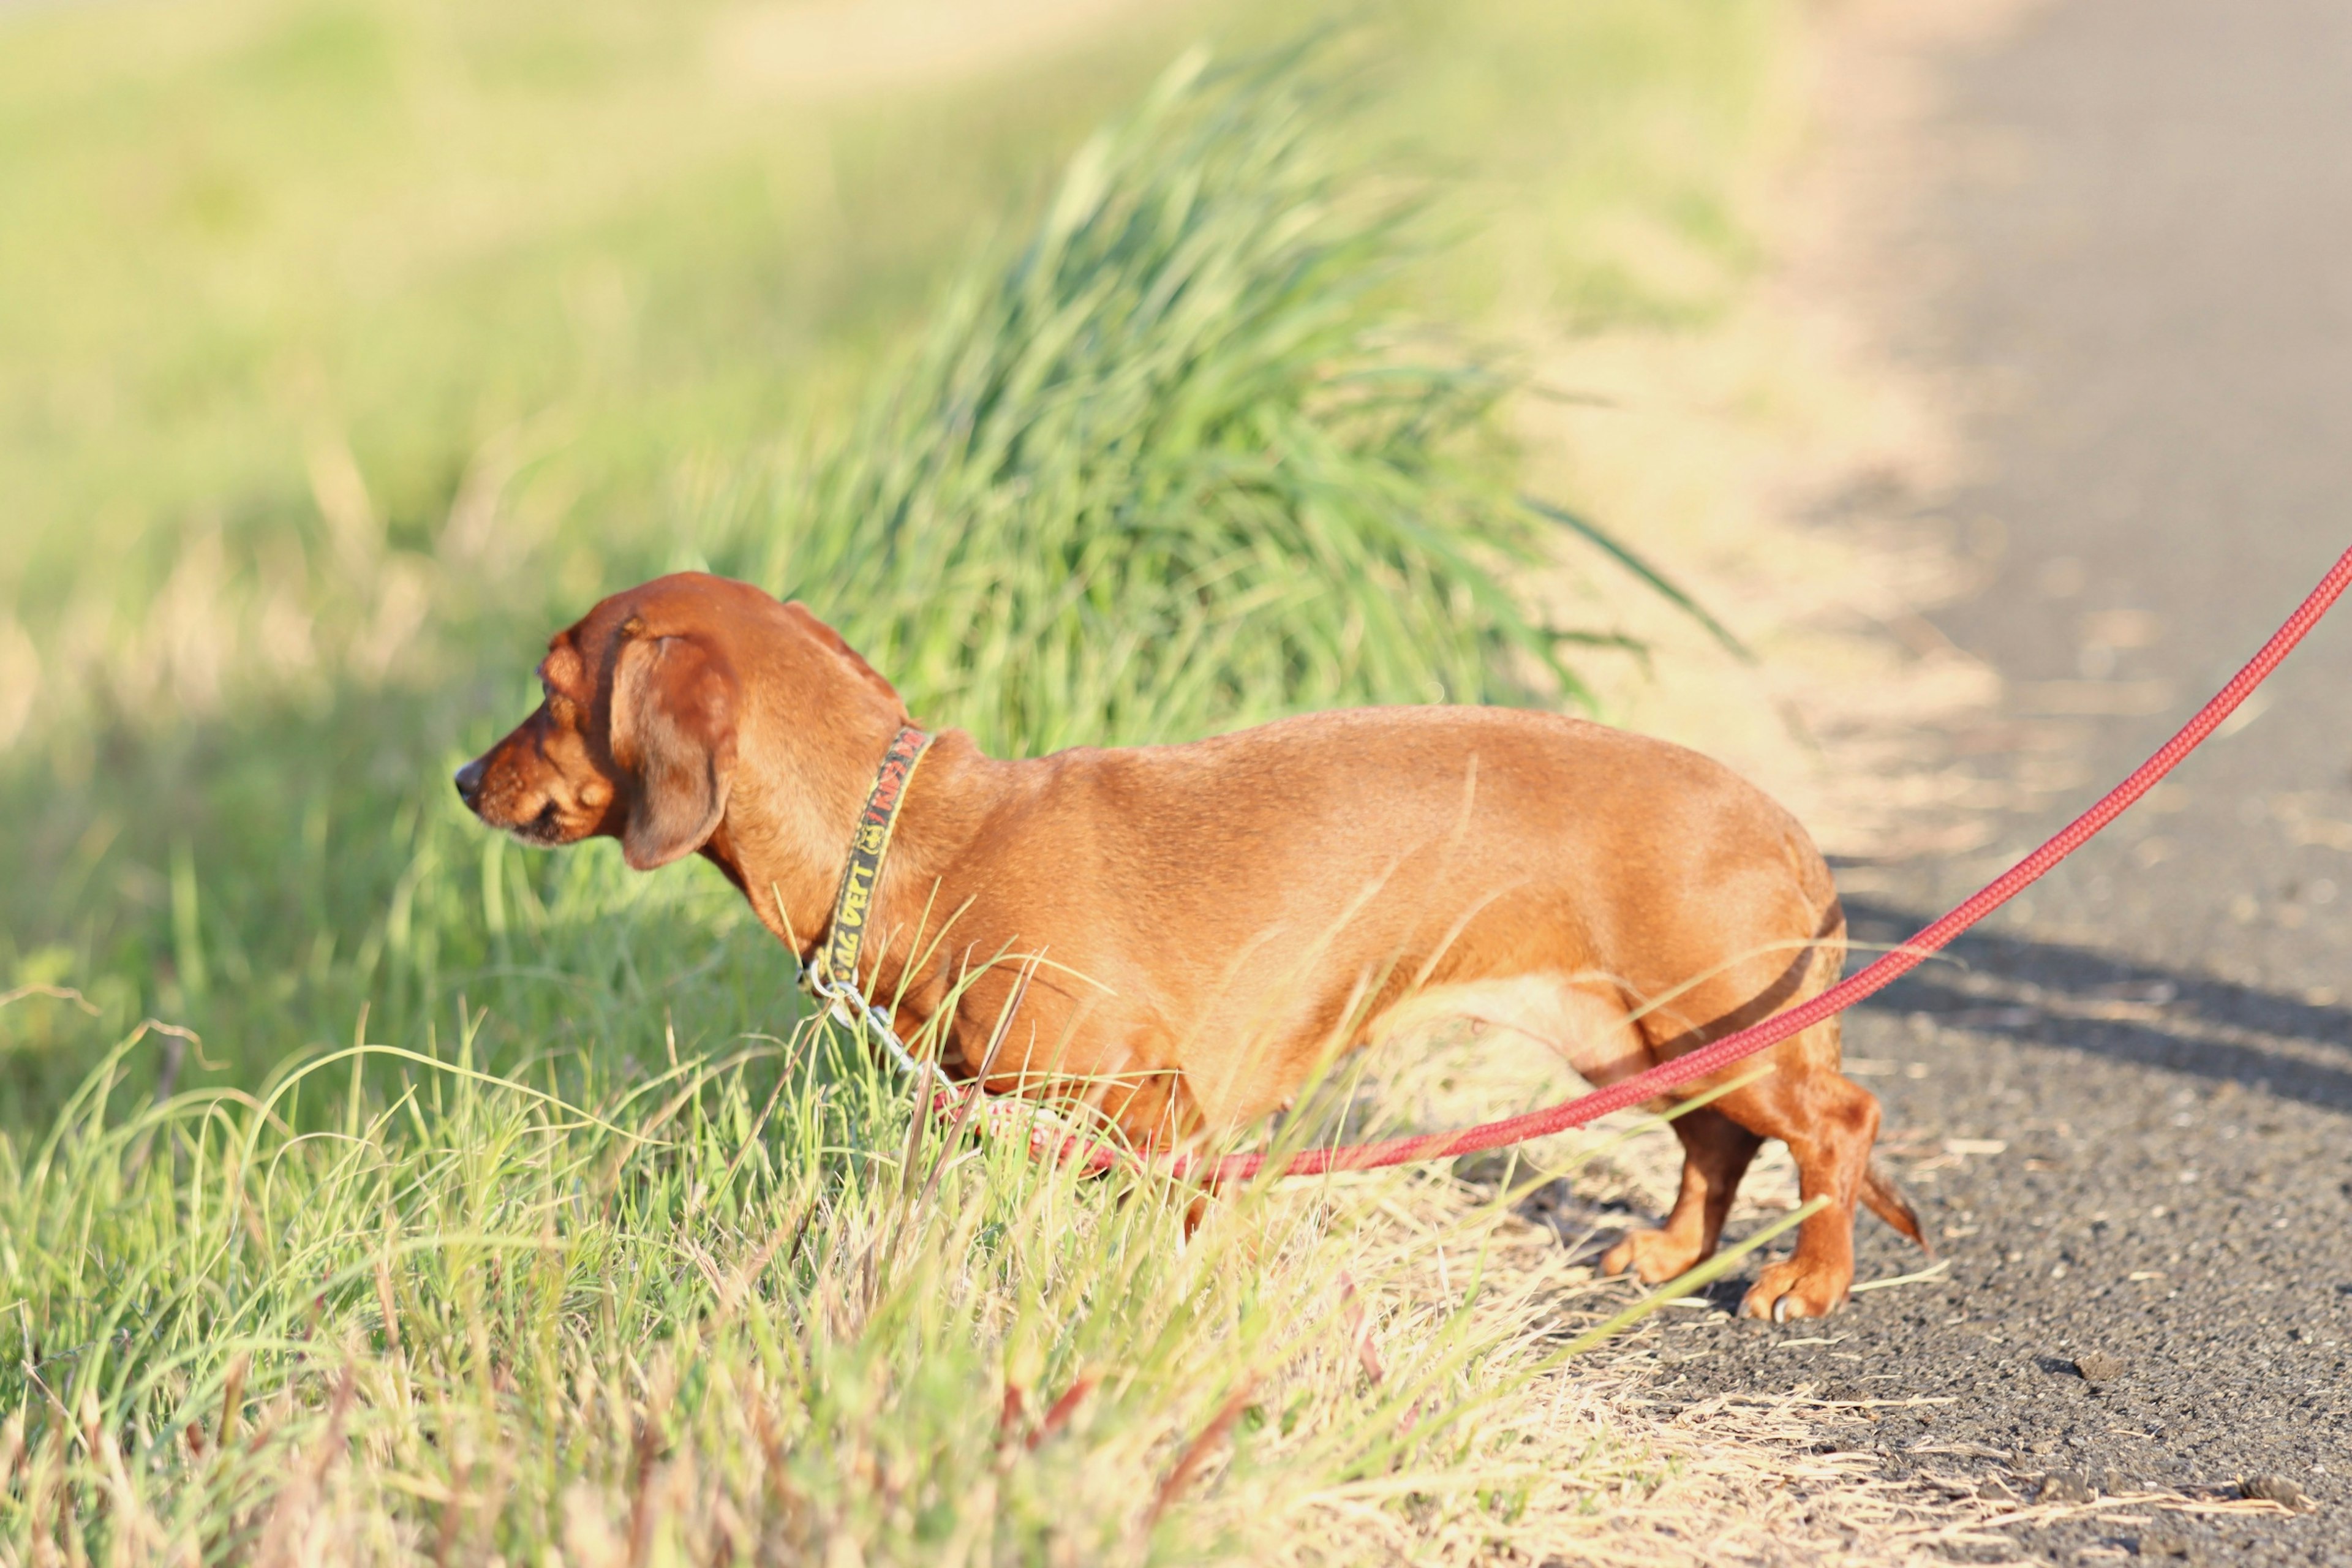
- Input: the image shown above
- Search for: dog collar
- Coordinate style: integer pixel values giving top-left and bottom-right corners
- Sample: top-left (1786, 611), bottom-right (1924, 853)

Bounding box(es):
top-left (810, 723), bottom-right (935, 999)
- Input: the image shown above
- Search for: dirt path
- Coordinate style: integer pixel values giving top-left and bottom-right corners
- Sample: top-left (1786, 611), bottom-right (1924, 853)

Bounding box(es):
top-left (1643, 2), bottom-right (2352, 1562)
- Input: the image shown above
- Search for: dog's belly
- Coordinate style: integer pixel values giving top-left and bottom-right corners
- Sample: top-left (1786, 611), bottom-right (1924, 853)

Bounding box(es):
top-left (1364, 973), bottom-right (1651, 1087)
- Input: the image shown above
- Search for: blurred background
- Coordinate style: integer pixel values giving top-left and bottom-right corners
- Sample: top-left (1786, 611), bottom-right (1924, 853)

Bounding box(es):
top-left (0, 0), bottom-right (1798, 1117)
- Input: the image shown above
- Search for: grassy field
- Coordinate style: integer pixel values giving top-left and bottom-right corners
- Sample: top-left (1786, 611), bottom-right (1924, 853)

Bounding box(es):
top-left (0, 1), bottom-right (1807, 1560)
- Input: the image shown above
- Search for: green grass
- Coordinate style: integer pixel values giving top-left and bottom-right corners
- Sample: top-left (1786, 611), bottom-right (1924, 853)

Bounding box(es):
top-left (0, 0), bottom-right (1804, 1559)
top-left (0, 974), bottom-right (1814, 1565)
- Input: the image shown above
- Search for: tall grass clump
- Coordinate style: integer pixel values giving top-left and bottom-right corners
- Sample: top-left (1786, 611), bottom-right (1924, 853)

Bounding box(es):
top-left (732, 45), bottom-right (1642, 756)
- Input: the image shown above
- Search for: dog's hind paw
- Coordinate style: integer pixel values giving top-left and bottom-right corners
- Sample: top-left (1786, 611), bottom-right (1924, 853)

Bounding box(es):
top-left (1739, 1258), bottom-right (1850, 1321)
top-left (1599, 1227), bottom-right (1708, 1285)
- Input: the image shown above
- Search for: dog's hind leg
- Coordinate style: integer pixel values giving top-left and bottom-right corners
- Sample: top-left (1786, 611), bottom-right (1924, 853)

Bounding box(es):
top-left (1616, 882), bottom-right (1902, 1318)
top-left (1598, 1106), bottom-right (1763, 1284)
top-left (1713, 1029), bottom-right (1885, 1321)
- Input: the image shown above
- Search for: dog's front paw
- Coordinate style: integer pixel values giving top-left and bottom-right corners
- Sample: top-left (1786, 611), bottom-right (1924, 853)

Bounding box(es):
top-left (1599, 1227), bottom-right (1706, 1285)
top-left (1739, 1258), bottom-right (1850, 1321)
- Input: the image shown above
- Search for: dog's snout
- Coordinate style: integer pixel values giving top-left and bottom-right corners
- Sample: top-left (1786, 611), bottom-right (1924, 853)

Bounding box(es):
top-left (453, 755), bottom-right (488, 808)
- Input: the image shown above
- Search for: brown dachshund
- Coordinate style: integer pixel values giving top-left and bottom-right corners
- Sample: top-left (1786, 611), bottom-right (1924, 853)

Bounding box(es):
top-left (456, 572), bottom-right (1923, 1318)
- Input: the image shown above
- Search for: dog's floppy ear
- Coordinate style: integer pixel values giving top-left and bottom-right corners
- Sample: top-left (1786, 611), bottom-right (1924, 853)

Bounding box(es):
top-left (609, 631), bottom-right (737, 870)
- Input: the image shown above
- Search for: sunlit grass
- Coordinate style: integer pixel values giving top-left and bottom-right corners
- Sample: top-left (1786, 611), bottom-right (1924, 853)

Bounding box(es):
top-left (0, 965), bottom-right (1815, 1565)
top-left (0, 2), bottom-right (1811, 1561)
top-left (723, 45), bottom-right (1594, 757)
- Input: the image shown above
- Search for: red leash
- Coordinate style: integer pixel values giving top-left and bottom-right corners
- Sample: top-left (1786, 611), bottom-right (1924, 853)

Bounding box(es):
top-left (1135, 544), bottom-right (2352, 1183)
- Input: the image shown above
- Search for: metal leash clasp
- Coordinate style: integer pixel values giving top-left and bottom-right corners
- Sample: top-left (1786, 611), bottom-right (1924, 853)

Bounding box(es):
top-left (800, 955), bottom-right (929, 1081)
top-left (798, 953), bottom-right (1131, 1174)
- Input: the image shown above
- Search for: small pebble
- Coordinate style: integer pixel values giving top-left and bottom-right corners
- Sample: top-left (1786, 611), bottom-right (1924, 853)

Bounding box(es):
top-left (2074, 1350), bottom-right (2126, 1384)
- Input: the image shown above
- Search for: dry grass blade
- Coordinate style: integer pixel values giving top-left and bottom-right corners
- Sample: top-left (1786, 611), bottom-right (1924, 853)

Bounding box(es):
top-left (1145, 1372), bottom-right (1259, 1530)
top-left (1847, 1260), bottom-right (1951, 1294)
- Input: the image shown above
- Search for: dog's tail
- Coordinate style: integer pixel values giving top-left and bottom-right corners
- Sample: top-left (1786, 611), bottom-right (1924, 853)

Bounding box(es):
top-left (1861, 1158), bottom-right (1931, 1254)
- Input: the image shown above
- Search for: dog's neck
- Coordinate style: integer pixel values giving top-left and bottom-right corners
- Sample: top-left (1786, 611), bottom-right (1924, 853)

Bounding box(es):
top-left (694, 605), bottom-right (993, 971)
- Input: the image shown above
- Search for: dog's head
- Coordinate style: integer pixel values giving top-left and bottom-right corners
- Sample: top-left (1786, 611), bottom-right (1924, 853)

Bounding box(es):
top-left (456, 574), bottom-right (744, 871)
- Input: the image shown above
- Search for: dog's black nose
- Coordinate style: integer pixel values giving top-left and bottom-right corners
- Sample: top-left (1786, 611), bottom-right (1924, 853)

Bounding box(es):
top-left (453, 756), bottom-right (487, 807)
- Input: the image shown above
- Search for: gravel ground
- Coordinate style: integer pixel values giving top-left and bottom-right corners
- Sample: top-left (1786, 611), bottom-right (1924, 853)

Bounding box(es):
top-left (1642, 1), bottom-right (2352, 1562)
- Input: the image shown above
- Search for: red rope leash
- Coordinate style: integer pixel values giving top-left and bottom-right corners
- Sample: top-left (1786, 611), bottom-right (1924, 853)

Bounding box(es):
top-left (1128, 543), bottom-right (2352, 1183)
